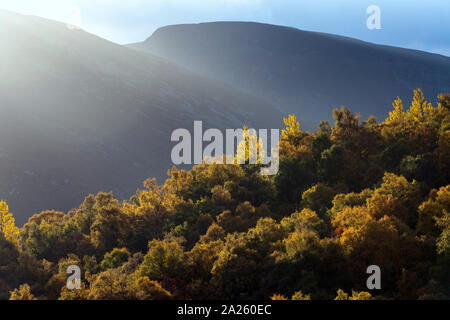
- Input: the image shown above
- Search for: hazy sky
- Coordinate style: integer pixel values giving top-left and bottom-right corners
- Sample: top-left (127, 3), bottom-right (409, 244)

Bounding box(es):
top-left (1, 0), bottom-right (449, 56)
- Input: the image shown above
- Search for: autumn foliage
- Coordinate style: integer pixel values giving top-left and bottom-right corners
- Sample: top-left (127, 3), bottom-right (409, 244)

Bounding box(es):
top-left (1, 89), bottom-right (449, 300)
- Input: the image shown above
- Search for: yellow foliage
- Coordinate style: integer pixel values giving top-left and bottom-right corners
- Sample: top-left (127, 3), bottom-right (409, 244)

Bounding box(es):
top-left (282, 229), bottom-right (320, 260)
top-left (334, 289), bottom-right (349, 300)
top-left (281, 115), bottom-right (301, 141)
top-left (417, 185), bottom-right (450, 235)
top-left (386, 97), bottom-right (406, 124)
top-left (349, 290), bottom-right (372, 300)
top-left (270, 293), bottom-right (288, 300)
top-left (366, 193), bottom-right (408, 221)
top-left (9, 284), bottom-right (36, 300)
top-left (386, 89), bottom-right (439, 125)
top-left (339, 226), bottom-right (364, 252)
top-left (0, 201), bottom-right (19, 245)
top-left (332, 206), bottom-right (373, 229)
top-left (291, 291), bottom-right (311, 300)
top-left (407, 88), bottom-right (436, 122)
top-left (235, 126), bottom-right (265, 165)
top-left (334, 289), bottom-right (372, 300)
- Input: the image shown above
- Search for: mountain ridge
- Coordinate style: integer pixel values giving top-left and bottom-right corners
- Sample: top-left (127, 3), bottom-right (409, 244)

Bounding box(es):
top-left (0, 12), bottom-right (281, 224)
top-left (130, 21), bottom-right (450, 127)
top-left (139, 21), bottom-right (450, 59)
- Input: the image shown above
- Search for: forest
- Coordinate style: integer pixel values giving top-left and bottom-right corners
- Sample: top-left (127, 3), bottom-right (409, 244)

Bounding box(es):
top-left (1, 89), bottom-right (449, 300)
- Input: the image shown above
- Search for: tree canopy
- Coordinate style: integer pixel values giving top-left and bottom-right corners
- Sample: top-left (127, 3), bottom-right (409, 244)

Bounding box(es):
top-left (1, 89), bottom-right (449, 300)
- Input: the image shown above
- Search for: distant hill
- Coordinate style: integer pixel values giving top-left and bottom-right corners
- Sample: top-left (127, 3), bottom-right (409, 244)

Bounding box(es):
top-left (130, 21), bottom-right (450, 128)
top-left (3, 15), bottom-right (450, 225)
top-left (0, 12), bottom-right (281, 224)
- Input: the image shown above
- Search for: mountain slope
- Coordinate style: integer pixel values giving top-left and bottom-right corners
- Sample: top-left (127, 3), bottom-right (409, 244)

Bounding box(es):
top-left (0, 12), bottom-right (281, 224)
top-left (130, 21), bottom-right (450, 128)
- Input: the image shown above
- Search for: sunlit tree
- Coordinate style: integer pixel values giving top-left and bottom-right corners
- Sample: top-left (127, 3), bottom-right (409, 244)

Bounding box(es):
top-left (0, 201), bottom-right (19, 245)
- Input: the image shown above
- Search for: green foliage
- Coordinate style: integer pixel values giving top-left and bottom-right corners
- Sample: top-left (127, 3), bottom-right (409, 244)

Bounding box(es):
top-left (90, 194), bottom-right (129, 254)
top-left (318, 145), bottom-right (345, 184)
top-left (281, 209), bottom-right (327, 238)
top-left (275, 156), bottom-right (316, 203)
top-left (101, 248), bottom-right (131, 271)
top-left (400, 153), bottom-right (442, 188)
top-left (302, 183), bottom-right (336, 219)
top-left (436, 210), bottom-right (450, 256)
top-left (135, 240), bottom-right (186, 282)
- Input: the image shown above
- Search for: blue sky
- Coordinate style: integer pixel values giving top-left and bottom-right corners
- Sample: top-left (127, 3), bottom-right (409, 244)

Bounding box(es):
top-left (1, 0), bottom-right (449, 56)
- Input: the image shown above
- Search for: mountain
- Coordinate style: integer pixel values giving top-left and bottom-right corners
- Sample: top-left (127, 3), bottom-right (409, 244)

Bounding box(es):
top-left (0, 12), bottom-right (281, 224)
top-left (130, 21), bottom-right (450, 129)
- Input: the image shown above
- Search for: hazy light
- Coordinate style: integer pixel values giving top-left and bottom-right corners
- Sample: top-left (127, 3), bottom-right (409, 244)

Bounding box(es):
top-left (0, 0), bottom-right (448, 55)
